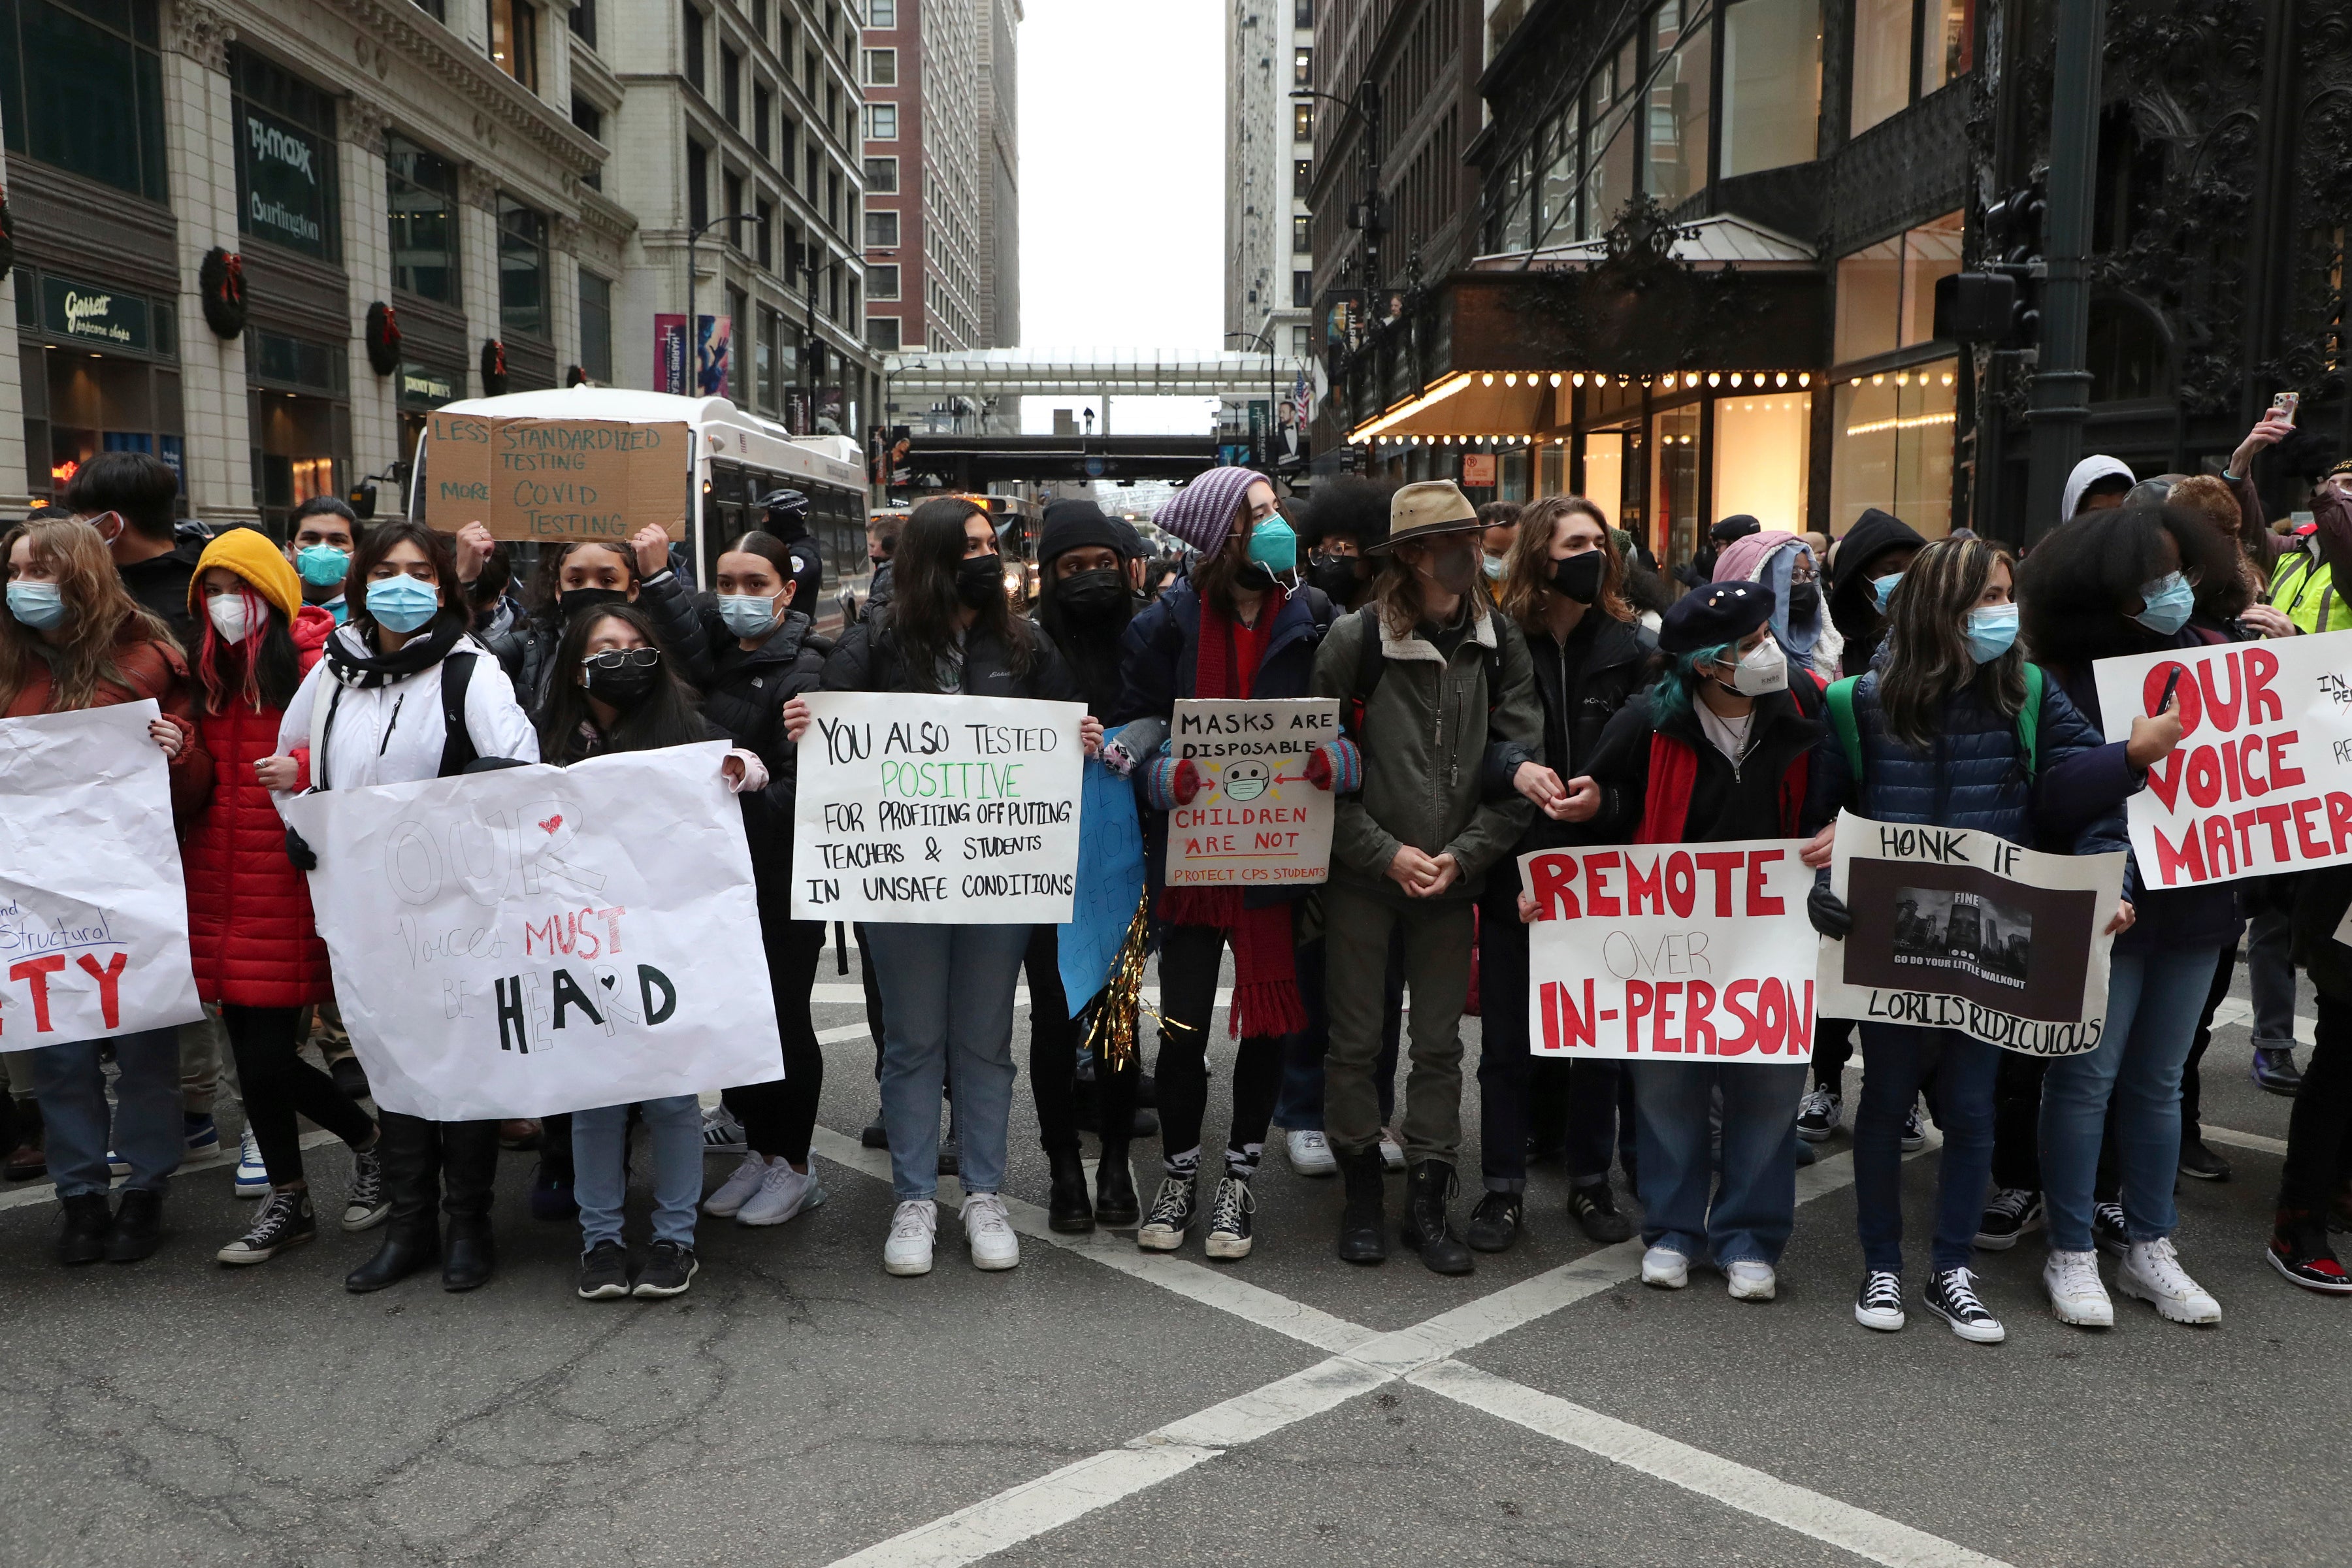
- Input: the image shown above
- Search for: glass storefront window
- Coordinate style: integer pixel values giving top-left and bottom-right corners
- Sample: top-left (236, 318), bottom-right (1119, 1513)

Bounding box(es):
top-left (1850, 0), bottom-right (1910, 136)
top-left (1829, 359), bottom-right (1957, 536)
top-left (1650, 403), bottom-right (1703, 570)
top-left (1719, 0), bottom-right (1820, 178)
top-left (1713, 390), bottom-right (1812, 531)
top-left (1582, 81), bottom-right (1635, 239)
top-left (1, 0), bottom-right (168, 203)
top-left (389, 137), bottom-right (461, 304)
top-left (1919, 0), bottom-right (1975, 93)
top-left (497, 195), bottom-right (549, 339)
top-left (1585, 429), bottom-right (1627, 530)
top-left (1834, 211), bottom-right (1963, 363)
top-left (1500, 154), bottom-right (1531, 252)
top-left (1646, 3), bottom-right (1710, 205)
top-left (233, 48), bottom-right (339, 261)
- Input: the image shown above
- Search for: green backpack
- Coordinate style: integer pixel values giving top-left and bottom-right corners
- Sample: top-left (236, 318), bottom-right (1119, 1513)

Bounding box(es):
top-left (1823, 664), bottom-right (2044, 785)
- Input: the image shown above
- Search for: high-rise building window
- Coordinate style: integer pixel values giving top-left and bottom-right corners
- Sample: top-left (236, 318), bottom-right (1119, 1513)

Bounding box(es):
top-left (722, 46), bottom-right (740, 123)
top-left (1720, 0), bottom-right (1821, 177)
top-left (687, 139), bottom-right (709, 229)
top-left (862, 47), bottom-right (895, 85)
top-left (489, 0), bottom-right (538, 90)
top-left (1292, 215), bottom-right (1312, 253)
top-left (759, 307), bottom-right (782, 410)
top-left (864, 155), bottom-right (898, 193)
top-left (755, 83), bottom-right (772, 157)
top-left (867, 315), bottom-right (901, 351)
top-left (1292, 325), bottom-right (1311, 357)
top-left (864, 102), bottom-right (898, 140)
top-left (1292, 270), bottom-right (1313, 308)
top-left (1294, 47), bottom-right (1311, 88)
top-left (1646, 0), bottom-right (1712, 204)
top-left (1294, 158), bottom-right (1312, 198)
top-left (1292, 103), bottom-right (1313, 142)
top-left (1294, 0), bottom-right (1313, 25)
top-left (869, 0), bottom-right (896, 24)
top-left (497, 195), bottom-right (549, 338)
top-left (569, 0), bottom-right (595, 45)
top-left (727, 284), bottom-right (749, 400)
top-left (756, 198), bottom-right (774, 267)
top-left (867, 263), bottom-right (900, 300)
top-left (682, 3), bottom-right (705, 93)
top-left (578, 270), bottom-right (613, 382)
top-left (387, 135), bottom-right (460, 303)
top-left (233, 48), bottom-right (340, 261)
top-left (827, 170), bottom-right (841, 233)
top-left (0, 0), bottom-right (170, 201)
top-left (866, 210), bottom-right (899, 248)
top-left (723, 170), bottom-right (743, 243)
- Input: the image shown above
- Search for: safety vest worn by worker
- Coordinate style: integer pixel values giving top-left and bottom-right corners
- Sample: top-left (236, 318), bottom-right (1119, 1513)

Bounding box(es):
top-left (2269, 540), bottom-right (2352, 635)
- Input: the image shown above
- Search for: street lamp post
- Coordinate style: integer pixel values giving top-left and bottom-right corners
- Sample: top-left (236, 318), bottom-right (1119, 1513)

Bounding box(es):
top-left (684, 210), bottom-right (770, 397)
top-left (1226, 328), bottom-right (1282, 472)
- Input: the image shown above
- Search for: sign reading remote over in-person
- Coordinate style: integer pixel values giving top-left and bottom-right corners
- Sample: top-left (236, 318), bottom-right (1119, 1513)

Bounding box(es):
top-left (790, 692), bottom-right (1087, 923)
top-left (1166, 698), bottom-right (1339, 886)
top-left (426, 414), bottom-right (691, 542)
top-left (1816, 810), bottom-right (2125, 1056)
top-left (1518, 839), bottom-right (1818, 1062)
top-left (2092, 630), bottom-right (2352, 887)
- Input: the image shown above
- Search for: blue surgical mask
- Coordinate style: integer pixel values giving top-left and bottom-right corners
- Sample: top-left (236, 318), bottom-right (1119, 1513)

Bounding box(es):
top-left (365, 575), bottom-right (442, 633)
top-left (1871, 573), bottom-right (1902, 612)
top-left (295, 544), bottom-right (350, 589)
top-left (719, 593), bottom-right (781, 638)
top-left (1482, 552), bottom-right (1507, 581)
top-left (5, 580), bottom-right (67, 630)
top-left (1246, 518), bottom-right (1299, 576)
top-left (2132, 571), bottom-right (2195, 636)
top-left (1965, 602), bottom-right (2019, 664)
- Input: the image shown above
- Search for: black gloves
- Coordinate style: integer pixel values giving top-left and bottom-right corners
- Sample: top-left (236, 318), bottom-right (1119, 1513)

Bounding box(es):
top-left (1806, 883), bottom-right (1852, 940)
top-left (284, 826), bottom-right (318, 871)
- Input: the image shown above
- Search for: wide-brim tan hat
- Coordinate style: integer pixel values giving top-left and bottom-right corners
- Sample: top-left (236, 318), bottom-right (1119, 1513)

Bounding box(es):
top-left (1374, 479), bottom-right (1482, 551)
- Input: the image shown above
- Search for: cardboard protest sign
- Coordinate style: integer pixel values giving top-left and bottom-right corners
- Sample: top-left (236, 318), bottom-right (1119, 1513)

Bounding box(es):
top-left (1518, 840), bottom-right (1818, 1062)
top-left (0, 703), bottom-right (204, 1045)
top-left (791, 692), bottom-right (1087, 923)
top-left (1817, 811), bottom-right (2124, 1056)
top-left (2093, 631), bottom-right (2352, 888)
top-left (427, 413), bottom-right (690, 542)
top-left (1166, 698), bottom-right (1339, 886)
top-left (1058, 725), bottom-right (1146, 1013)
top-left (284, 742), bottom-right (783, 1120)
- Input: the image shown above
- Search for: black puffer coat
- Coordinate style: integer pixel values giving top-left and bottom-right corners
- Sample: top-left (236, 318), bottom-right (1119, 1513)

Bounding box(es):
top-left (1481, 609), bottom-right (1656, 853)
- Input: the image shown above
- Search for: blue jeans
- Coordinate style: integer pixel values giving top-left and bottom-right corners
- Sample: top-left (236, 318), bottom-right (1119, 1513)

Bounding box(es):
top-left (1854, 1024), bottom-right (2000, 1274)
top-left (1627, 1060), bottom-right (1808, 1266)
top-left (571, 1095), bottom-right (702, 1249)
top-left (2040, 948), bottom-right (2217, 1252)
top-left (865, 921), bottom-right (1028, 1201)
top-left (30, 1028), bottom-right (182, 1198)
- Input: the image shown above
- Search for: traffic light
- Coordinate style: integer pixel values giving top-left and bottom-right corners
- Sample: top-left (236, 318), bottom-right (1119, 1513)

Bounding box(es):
top-left (1980, 174), bottom-right (2048, 349)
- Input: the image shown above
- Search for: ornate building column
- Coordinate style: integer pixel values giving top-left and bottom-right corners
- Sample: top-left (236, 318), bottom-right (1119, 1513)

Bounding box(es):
top-left (163, 0), bottom-right (259, 525)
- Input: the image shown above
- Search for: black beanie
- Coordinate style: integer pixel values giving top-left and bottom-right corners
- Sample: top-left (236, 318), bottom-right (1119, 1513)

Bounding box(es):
top-left (1039, 499), bottom-right (1134, 565)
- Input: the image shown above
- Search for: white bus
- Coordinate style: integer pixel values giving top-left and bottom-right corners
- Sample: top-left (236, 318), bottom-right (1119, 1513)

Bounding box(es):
top-left (406, 387), bottom-right (870, 598)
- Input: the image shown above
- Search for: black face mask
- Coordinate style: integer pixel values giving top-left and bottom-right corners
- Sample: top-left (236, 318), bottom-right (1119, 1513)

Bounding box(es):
top-left (559, 587), bottom-right (632, 621)
top-left (1549, 551), bottom-right (1605, 605)
top-left (1056, 568), bottom-right (1129, 621)
top-left (955, 553), bottom-right (1005, 609)
top-left (582, 649), bottom-right (662, 708)
top-left (1788, 581), bottom-right (1821, 619)
top-left (1307, 555), bottom-right (1359, 602)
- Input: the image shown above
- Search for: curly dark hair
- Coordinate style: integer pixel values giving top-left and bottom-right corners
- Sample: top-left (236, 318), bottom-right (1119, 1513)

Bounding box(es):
top-left (2017, 501), bottom-right (2241, 671)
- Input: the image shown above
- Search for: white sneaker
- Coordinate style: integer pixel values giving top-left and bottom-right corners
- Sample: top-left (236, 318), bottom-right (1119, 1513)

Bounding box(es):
top-left (1379, 1131), bottom-right (1406, 1173)
top-left (702, 1152), bottom-right (772, 1218)
top-left (1641, 1245), bottom-right (1690, 1289)
top-left (1286, 1128), bottom-right (1338, 1177)
top-left (737, 1160), bottom-right (826, 1227)
top-left (962, 1192), bottom-right (1021, 1271)
top-left (883, 1199), bottom-right (937, 1276)
top-left (700, 1103), bottom-right (747, 1156)
top-left (2117, 1237), bottom-right (2222, 1325)
top-left (233, 1126), bottom-right (269, 1198)
top-left (1725, 1260), bottom-right (1777, 1301)
top-left (2043, 1248), bottom-right (2114, 1328)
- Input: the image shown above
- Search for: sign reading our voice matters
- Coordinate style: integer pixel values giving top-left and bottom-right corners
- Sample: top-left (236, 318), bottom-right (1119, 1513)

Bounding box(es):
top-left (791, 692), bottom-right (1087, 923)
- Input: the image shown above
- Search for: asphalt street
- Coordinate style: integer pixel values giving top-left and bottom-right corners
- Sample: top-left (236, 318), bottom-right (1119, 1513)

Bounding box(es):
top-left (0, 939), bottom-right (2341, 1568)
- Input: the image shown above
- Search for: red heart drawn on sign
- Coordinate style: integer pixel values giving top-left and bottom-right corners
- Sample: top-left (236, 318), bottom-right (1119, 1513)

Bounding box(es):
top-left (538, 814), bottom-right (564, 835)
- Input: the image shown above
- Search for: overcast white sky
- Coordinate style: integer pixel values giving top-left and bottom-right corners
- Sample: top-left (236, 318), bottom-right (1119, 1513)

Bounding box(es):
top-left (1016, 0), bottom-right (1224, 435)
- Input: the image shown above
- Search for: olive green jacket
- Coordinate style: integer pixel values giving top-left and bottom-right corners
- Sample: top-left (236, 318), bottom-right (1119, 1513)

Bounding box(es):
top-left (1311, 602), bottom-right (1541, 902)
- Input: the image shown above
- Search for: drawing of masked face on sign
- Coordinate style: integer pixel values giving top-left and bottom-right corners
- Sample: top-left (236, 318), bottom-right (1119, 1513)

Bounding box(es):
top-left (1220, 759), bottom-right (1273, 802)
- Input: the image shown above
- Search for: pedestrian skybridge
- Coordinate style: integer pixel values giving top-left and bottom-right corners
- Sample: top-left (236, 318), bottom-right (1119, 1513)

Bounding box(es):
top-left (886, 350), bottom-right (1283, 403)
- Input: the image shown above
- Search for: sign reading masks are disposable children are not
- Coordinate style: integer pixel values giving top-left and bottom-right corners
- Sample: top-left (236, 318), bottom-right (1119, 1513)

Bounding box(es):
top-left (1166, 697), bottom-right (1338, 886)
top-left (791, 692), bottom-right (1087, 923)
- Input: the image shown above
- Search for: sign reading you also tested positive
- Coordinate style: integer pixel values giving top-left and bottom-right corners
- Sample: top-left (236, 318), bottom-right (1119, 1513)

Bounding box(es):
top-left (791, 693), bottom-right (1087, 923)
top-left (1166, 698), bottom-right (1339, 886)
top-left (427, 414), bottom-right (690, 542)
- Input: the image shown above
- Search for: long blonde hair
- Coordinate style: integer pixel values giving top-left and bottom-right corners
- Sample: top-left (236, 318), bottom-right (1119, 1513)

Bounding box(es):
top-left (1496, 496), bottom-right (1634, 629)
top-left (0, 517), bottom-right (180, 712)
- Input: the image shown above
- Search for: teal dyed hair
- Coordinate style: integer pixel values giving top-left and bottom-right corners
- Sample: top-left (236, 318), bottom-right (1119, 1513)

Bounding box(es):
top-left (1647, 640), bottom-right (1735, 723)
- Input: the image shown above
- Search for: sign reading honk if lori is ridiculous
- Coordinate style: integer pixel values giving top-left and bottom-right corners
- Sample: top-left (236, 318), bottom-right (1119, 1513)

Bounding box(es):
top-left (1164, 698), bottom-right (1339, 887)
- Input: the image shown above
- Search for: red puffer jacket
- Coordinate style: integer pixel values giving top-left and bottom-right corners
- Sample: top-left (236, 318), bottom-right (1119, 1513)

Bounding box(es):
top-left (183, 608), bottom-right (335, 1008)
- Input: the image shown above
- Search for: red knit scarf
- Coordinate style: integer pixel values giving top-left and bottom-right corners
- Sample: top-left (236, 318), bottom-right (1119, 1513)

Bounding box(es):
top-left (1158, 587), bottom-right (1307, 1038)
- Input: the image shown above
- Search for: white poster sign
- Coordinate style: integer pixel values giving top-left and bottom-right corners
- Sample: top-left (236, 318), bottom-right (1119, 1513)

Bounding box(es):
top-left (1518, 840), bottom-right (1818, 1062)
top-left (0, 702), bottom-right (204, 1045)
top-left (2093, 631), bottom-right (2352, 888)
top-left (1166, 697), bottom-right (1339, 886)
top-left (1816, 811), bottom-right (2125, 1056)
top-left (284, 742), bottom-right (783, 1120)
top-left (790, 691), bottom-right (1086, 923)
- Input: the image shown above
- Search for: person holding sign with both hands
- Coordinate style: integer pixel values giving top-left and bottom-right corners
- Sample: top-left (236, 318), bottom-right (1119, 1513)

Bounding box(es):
top-left (1803, 536), bottom-right (2172, 1343)
top-left (784, 496), bottom-right (1100, 1278)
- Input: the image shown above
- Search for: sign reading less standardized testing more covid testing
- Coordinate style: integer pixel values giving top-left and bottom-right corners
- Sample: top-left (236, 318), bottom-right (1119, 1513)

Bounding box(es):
top-left (427, 414), bottom-right (690, 542)
top-left (791, 693), bottom-right (1087, 923)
